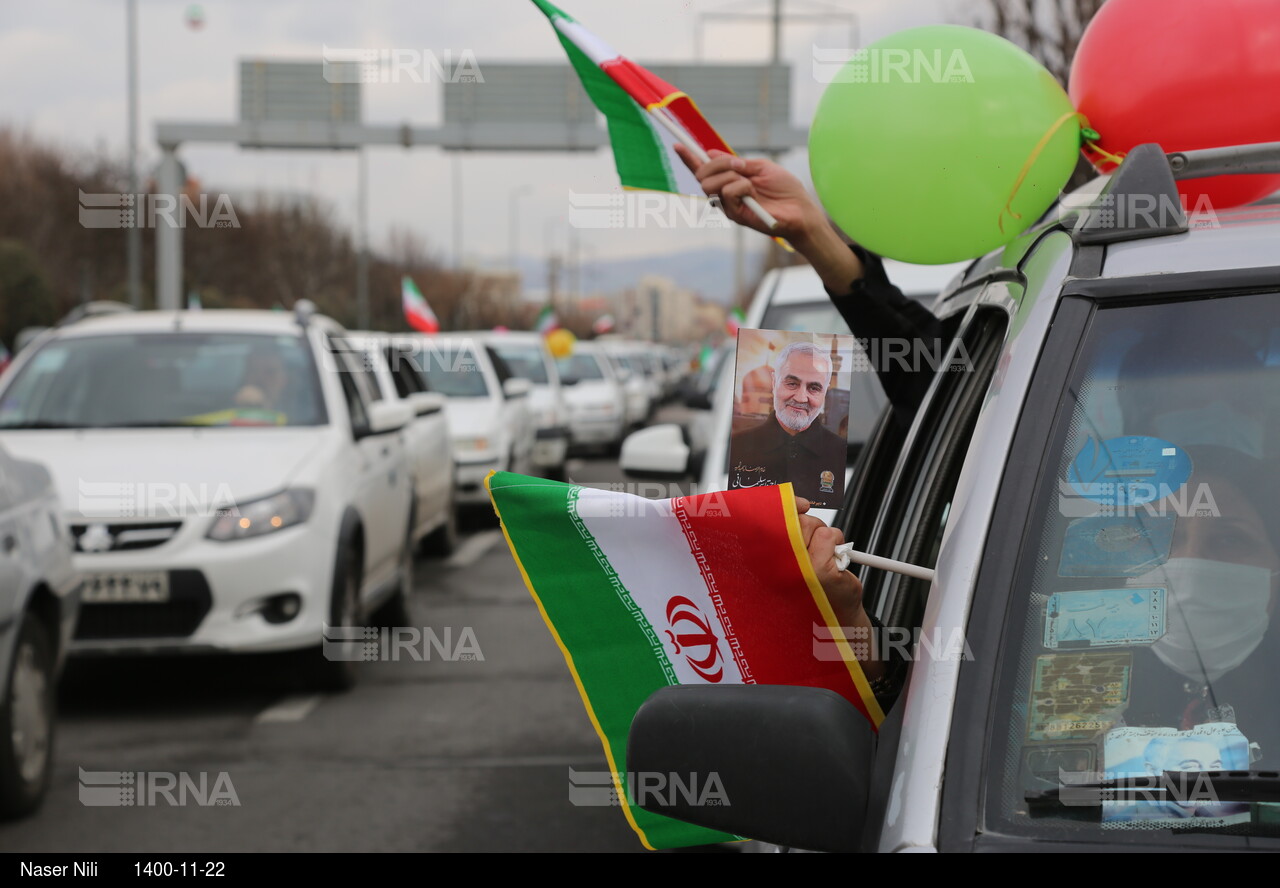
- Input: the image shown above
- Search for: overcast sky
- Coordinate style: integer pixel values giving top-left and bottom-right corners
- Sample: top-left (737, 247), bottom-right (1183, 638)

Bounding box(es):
top-left (3, 0), bottom-right (981, 278)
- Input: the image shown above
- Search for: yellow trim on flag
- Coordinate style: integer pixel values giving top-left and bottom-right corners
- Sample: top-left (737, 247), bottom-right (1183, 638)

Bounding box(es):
top-left (483, 470), bottom-right (659, 851)
top-left (777, 482), bottom-right (885, 729)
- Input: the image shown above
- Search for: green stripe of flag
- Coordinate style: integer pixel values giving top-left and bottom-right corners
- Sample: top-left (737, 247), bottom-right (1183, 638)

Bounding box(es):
top-left (532, 0), bottom-right (676, 192)
top-left (488, 472), bottom-right (735, 848)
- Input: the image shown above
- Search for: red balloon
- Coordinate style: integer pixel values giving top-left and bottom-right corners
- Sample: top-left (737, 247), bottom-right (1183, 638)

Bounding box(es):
top-left (1069, 0), bottom-right (1280, 209)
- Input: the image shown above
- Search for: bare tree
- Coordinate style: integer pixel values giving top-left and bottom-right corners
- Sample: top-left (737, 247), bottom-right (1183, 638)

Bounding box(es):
top-left (982, 0), bottom-right (1108, 189)
top-left (983, 0), bottom-right (1106, 88)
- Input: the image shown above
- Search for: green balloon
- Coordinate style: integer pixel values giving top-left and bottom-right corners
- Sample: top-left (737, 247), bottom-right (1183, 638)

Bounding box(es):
top-left (809, 25), bottom-right (1080, 265)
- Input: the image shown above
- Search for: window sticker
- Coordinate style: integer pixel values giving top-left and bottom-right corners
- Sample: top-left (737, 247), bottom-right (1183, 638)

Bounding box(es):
top-left (1029, 652), bottom-right (1131, 742)
top-left (1102, 723), bottom-right (1251, 828)
top-left (1067, 436), bottom-right (1192, 509)
top-left (1044, 588), bottom-right (1166, 649)
top-left (1059, 515), bottom-right (1176, 577)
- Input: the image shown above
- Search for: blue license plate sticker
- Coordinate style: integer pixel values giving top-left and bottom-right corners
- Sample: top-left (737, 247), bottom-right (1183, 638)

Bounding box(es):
top-left (1045, 587), bottom-right (1166, 649)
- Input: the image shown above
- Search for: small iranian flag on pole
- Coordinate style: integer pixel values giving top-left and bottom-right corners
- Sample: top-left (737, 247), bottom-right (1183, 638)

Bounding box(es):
top-left (534, 305), bottom-right (559, 335)
top-left (402, 276), bottom-right (440, 333)
top-left (487, 471), bottom-right (882, 849)
top-left (530, 0), bottom-right (778, 232)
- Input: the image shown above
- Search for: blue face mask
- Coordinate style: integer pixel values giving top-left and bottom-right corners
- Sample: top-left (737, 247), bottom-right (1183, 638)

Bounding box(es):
top-left (1152, 402), bottom-right (1264, 459)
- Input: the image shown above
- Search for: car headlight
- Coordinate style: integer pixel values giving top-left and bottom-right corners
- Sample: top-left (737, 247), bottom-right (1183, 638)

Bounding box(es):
top-left (455, 436), bottom-right (491, 452)
top-left (207, 489), bottom-right (315, 542)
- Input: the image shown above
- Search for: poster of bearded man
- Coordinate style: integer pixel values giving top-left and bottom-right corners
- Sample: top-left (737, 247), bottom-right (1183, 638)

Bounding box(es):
top-left (728, 329), bottom-right (856, 507)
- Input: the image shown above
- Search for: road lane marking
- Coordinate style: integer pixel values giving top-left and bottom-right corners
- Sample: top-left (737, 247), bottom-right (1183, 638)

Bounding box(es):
top-left (255, 694), bottom-right (323, 724)
top-left (444, 529), bottom-right (503, 569)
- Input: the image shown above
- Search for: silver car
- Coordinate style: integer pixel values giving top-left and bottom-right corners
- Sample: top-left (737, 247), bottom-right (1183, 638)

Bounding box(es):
top-left (628, 142), bottom-right (1280, 851)
top-left (0, 442), bottom-right (79, 818)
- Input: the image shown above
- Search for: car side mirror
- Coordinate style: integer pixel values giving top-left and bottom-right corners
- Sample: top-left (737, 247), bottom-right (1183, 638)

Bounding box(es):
top-left (628, 684), bottom-right (875, 853)
top-left (503, 378), bottom-right (533, 399)
top-left (407, 392), bottom-right (446, 417)
top-left (619, 424), bottom-right (689, 479)
top-left (362, 400), bottom-right (413, 437)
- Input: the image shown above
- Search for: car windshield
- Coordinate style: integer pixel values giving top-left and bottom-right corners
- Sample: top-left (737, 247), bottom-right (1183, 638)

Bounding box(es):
top-left (983, 292), bottom-right (1280, 842)
top-left (759, 300), bottom-right (853, 335)
top-left (413, 342), bottom-right (490, 398)
top-left (490, 342), bottom-right (549, 384)
top-left (0, 332), bottom-right (326, 428)
top-left (556, 353), bottom-right (605, 382)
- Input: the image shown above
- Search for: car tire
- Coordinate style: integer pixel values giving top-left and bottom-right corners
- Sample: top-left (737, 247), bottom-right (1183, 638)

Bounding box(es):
top-left (376, 509), bottom-right (416, 628)
top-left (0, 614), bottom-right (55, 820)
top-left (423, 488), bottom-right (460, 559)
top-left (311, 543), bottom-right (363, 694)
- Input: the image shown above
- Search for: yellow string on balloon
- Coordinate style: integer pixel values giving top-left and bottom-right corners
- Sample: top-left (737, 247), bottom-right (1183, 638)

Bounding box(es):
top-left (998, 110), bottom-right (1086, 235)
top-left (1086, 141), bottom-right (1128, 168)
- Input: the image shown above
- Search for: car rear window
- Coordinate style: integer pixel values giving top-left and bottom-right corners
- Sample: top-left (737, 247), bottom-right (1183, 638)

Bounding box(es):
top-left (984, 291), bottom-right (1280, 840)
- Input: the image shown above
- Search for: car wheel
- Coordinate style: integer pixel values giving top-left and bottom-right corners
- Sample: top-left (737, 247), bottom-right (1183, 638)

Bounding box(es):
top-left (312, 543), bottom-right (362, 693)
top-left (0, 615), bottom-right (55, 820)
top-left (376, 509), bottom-right (416, 627)
top-left (423, 494), bottom-right (460, 558)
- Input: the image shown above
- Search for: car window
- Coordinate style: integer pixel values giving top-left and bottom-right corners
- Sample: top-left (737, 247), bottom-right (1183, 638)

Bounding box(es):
top-left (852, 306), bottom-right (1008, 634)
top-left (556, 353), bottom-right (605, 382)
top-left (490, 342), bottom-right (549, 384)
top-left (759, 299), bottom-right (853, 335)
top-left (978, 291), bottom-right (1280, 843)
top-left (384, 346), bottom-right (426, 398)
top-left (413, 341), bottom-right (490, 398)
top-left (0, 332), bottom-right (327, 428)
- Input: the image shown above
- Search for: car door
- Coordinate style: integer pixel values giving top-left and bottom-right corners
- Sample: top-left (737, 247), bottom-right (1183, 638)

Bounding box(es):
top-left (834, 293), bottom-right (1011, 852)
top-left (326, 334), bottom-right (402, 594)
top-left (385, 343), bottom-right (452, 534)
top-left (486, 345), bottom-right (533, 469)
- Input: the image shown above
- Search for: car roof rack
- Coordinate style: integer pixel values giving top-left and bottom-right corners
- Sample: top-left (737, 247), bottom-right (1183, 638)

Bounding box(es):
top-left (1068, 141), bottom-right (1280, 246)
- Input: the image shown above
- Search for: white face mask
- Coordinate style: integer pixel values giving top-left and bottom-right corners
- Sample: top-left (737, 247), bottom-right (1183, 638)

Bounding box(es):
top-left (1129, 558), bottom-right (1275, 681)
top-left (1152, 402), bottom-right (1264, 459)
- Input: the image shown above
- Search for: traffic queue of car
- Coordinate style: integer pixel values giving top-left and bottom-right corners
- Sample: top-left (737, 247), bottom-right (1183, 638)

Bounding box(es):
top-left (0, 302), bottom-right (691, 819)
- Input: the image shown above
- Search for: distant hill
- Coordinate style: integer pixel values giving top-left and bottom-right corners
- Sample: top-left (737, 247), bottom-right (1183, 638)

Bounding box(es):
top-left (511, 246), bottom-right (770, 306)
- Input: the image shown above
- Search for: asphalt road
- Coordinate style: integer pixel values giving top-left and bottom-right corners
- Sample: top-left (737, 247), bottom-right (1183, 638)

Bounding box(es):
top-left (0, 439), bottom-right (703, 854)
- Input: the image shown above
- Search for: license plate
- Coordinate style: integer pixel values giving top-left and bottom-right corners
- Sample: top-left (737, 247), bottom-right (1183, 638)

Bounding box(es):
top-left (82, 571), bottom-right (170, 604)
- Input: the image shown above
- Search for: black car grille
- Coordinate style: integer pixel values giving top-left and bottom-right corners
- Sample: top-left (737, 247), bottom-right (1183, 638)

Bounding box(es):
top-left (74, 570), bottom-right (213, 640)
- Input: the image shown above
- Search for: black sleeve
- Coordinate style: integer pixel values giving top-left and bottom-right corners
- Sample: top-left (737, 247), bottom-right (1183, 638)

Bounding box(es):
top-left (825, 243), bottom-right (943, 429)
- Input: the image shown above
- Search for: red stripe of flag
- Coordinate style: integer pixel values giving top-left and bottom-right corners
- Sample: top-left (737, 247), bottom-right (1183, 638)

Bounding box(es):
top-left (601, 59), bottom-right (734, 156)
top-left (671, 484), bottom-right (881, 726)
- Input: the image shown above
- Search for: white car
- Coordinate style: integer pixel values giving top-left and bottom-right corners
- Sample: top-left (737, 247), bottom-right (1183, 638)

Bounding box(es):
top-left (602, 343), bottom-right (656, 428)
top-left (556, 342), bottom-right (628, 453)
top-left (0, 443), bottom-right (78, 818)
top-left (346, 332), bottom-right (459, 555)
top-left (396, 333), bottom-right (536, 505)
top-left (480, 331), bottom-right (571, 480)
top-left (0, 304), bottom-right (415, 691)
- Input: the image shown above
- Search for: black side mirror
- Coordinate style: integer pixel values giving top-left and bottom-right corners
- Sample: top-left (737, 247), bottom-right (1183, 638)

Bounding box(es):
top-left (628, 684), bottom-right (876, 852)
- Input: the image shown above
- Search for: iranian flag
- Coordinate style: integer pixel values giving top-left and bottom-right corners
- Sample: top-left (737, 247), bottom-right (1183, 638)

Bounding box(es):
top-left (534, 305), bottom-right (559, 334)
top-left (531, 0), bottom-right (733, 196)
top-left (402, 276), bottom-right (440, 333)
top-left (487, 471), bottom-right (882, 849)
top-left (725, 306), bottom-right (745, 337)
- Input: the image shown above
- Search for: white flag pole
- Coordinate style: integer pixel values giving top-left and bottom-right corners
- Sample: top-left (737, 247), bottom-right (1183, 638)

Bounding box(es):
top-left (646, 106), bottom-right (781, 231)
top-left (833, 542), bottom-right (936, 582)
